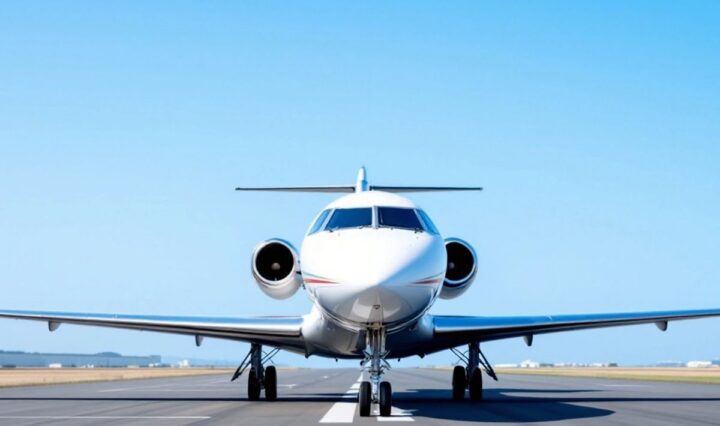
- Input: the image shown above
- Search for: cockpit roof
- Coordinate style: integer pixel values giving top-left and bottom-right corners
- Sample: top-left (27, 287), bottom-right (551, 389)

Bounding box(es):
top-left (324, 191), bottom-right (418, 210)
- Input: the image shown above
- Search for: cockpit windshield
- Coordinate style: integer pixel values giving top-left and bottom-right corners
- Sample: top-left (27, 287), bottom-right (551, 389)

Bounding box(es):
top-left (308, 209), bottom-right (331, 235)
top-left (378, 207), bottom-right (423, 231)
top-left (417, 209), bottom-right (439, 234)
top-left (325, 208), bottom-right (373, 231)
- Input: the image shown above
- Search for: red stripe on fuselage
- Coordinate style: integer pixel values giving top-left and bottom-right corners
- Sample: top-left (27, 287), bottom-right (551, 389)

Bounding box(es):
top-left (304, 278), bottom-right (338, 284)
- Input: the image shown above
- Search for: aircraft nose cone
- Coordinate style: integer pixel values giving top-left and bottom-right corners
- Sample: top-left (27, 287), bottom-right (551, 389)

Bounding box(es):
top-left (302, 229), bottom-right (446, 327)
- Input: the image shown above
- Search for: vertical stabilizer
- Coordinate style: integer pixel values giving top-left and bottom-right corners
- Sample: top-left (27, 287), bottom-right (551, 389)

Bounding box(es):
top-left (355, 166), bottom-right (369, 192)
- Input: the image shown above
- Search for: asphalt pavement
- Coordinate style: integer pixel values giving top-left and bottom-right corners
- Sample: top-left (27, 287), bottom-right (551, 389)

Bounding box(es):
top-left (0, 368), bottom-right (718, 425)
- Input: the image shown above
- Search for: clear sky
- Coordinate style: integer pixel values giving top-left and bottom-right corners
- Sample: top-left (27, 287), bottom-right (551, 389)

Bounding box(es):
top-left (0, 1), bottom-right (718, 368)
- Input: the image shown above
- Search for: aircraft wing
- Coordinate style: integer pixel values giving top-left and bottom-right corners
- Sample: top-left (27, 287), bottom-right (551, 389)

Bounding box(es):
top-left (432, 308), bottom-right (720, 349)
top-left (0, 309), bottom-right (306, 352)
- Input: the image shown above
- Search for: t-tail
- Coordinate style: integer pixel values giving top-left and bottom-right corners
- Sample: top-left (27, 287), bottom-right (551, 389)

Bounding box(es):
top-left (235, 167), bottom-right (483, 193)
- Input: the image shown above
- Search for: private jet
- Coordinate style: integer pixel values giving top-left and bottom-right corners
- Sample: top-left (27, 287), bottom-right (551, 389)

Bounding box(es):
top-left (1, 167), bottom-right (719, 417)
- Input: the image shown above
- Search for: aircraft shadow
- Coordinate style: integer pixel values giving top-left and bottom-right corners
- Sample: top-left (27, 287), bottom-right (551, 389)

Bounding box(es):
top-left (378, 388), bottom-right (609, 423)
top-left (389, 388), bottom-right (720, 423)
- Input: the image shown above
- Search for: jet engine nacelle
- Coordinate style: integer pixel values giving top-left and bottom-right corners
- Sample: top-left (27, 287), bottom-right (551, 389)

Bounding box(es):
top-left (439, 238), bottom-right (478, 300)
top-left (251, 239), bottom-right (302, 300)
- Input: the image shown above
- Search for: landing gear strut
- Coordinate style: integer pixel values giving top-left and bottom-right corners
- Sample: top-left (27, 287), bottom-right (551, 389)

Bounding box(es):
top-left (358, 328), bottom-right (392, 417)
top-left (231, 343), bottom-right (280, 401)
top-left (451, 342), bottom-right (497, 401)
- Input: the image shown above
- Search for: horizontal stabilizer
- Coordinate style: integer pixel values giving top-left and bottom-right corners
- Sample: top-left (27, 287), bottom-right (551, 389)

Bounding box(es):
top-left (235, 168), bottom-right (482, 193)
top-left (235, 186), bottom-right (355, 193)
top-left (370, 186), bottom-right (483, 193)
top-left (235, 185), bottom-right (482, 193)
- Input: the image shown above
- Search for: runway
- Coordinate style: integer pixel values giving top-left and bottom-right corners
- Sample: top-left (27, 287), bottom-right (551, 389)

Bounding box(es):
top-left (0, 368), bottom-right (718, 425)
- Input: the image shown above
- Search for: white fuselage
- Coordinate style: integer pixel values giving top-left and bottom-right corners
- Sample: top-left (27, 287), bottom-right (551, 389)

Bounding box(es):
top-left (300, 191), bottom-right (447, 333)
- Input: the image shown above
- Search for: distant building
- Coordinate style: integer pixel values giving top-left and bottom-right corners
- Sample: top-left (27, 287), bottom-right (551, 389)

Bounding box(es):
top-left (686, 361), bottom-right (712, 368)
top-left (0, 350), bottom-right (161, 368)
top-left (519, 360), bottom-right (540, 368)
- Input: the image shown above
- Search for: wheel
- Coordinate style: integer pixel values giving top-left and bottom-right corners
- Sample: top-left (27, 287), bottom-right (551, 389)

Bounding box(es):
top-left (379, 381), bottom-right (392, 417)
top-left (468, 368), bottom-right (483, 401)
top-left (247, 368), bottom-right (261, 401)
top-left (264, 366), bottom-right (277, 401)
top-left (358, 381), bottom-right (372, 417)
top-left (452, 366), bottom-right (466, 401)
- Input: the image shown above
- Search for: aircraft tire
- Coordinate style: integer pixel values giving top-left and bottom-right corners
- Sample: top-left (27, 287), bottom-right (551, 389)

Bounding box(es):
top-left (452, 366), bottom-right (466, 401)
top-left (469, 368), bottom-right (483, 401)
top-left (248, 368), bottom-right (261, 401)
top-left (358, 381), bottom-right (372, 417)
top-left (264, 366), bottom-right (277, 401)
top-left (379, 381), bottom-right (392, 416)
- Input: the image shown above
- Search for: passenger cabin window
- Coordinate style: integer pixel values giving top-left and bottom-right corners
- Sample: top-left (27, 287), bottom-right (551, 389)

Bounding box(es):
top-left (417, 209), bottom-right (439, 234)
top-left (325, 208), bottom-right (372, 231)
top-left (308, 209), bottom-right (331, 235)
top-left (378, 207), bottom-right (423, 231)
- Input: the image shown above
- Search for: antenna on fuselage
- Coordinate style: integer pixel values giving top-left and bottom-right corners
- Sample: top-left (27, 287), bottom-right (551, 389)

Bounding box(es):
top-left (235, 167), bottom-right (483, 193)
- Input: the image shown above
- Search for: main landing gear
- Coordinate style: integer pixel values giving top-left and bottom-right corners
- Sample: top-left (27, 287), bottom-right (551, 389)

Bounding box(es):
top-left (450, 342), bottom-right (497, 401)
top-left (231, 343), bottom-right (280, 401)
top-left (358, 328), bottom-right (393, 417)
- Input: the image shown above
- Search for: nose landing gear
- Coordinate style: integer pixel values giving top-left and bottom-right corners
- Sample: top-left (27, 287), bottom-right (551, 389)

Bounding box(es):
top-left (378, 381), bottom-right (392, 416)
top-left (358, 381), bottom-right (372, 416)
top-left (451, 342), bottom-right (497, 401)
top-left (358, 328), bottom-right (393, 417)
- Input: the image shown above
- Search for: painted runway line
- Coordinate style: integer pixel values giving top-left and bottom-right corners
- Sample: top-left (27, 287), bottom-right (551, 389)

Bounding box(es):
top-left (320, 374), bottom-right (362, 423)
top-left (319, 374), bottom-right (414, 423)
top-left (374, 406), bottom-right (415, 422)
top-left (319, 400), bottom-right (358, 423)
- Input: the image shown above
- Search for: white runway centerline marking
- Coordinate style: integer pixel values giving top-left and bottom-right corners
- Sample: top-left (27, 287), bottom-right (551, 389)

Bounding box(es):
top-left (319, 373), bottom-right (414, 423)
top-left (376, 407), bottom-right (415, 422)
top-left (319, 374), bottom-right (363, 423)
top-left (319, 400), bottom-right (358, 423)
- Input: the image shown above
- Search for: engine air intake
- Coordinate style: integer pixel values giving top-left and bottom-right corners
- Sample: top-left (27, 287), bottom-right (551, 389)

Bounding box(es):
top-left (440, 238), bottom-right (478, 299)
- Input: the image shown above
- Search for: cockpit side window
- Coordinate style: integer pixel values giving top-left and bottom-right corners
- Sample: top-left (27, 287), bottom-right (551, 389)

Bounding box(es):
top-left (308, 209), bottom-right (331, 235)
top-left (378, 207), bottom-right (423, 231)
top-left (325, 208), bottom-right (373, 231)
top-left (417, 209), bottom-right (439, 234)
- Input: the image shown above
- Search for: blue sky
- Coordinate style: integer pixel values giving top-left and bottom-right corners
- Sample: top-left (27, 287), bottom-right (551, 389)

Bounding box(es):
top-left (0, 1), bottom-right (718, 367)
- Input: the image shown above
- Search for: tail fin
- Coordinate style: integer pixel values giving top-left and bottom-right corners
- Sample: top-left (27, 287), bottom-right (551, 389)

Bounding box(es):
top-left (235, 167), bottom-right (483, 194)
